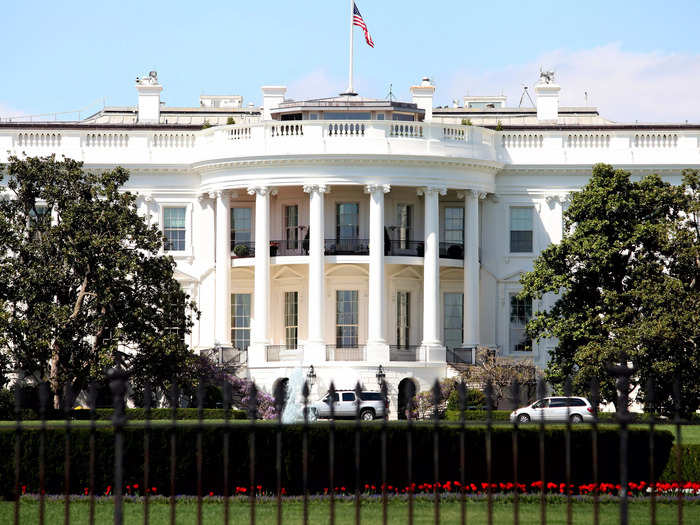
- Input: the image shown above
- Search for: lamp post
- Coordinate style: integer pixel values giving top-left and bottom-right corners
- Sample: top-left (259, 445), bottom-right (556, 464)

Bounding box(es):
top-left (306, 365), bottom-right (317, 387)
top-left (376, 365), bottom-right (386, 387)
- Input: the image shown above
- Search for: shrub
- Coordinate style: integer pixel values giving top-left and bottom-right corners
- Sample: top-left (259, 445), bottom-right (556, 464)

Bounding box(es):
top-left (446, 388), bottom-right (486, 411)
top-left (226, 117), bottom-right (236, 125)
top-left (233, 244), bottom-right (249, 257)
top-left (445, 409), bottom-right (511, 421)
top-left (660, 445), bottom-right (700, 481)
top-left (0, 425), bottom-right (673, 498)
top-left (2, 407), bottom-right (247, 421)
top-left (201, 120), bottom-right (212, 129)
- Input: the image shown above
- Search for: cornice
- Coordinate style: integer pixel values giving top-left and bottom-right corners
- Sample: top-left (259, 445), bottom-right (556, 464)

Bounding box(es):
top-left (191, 154), bottom-right (504, 174)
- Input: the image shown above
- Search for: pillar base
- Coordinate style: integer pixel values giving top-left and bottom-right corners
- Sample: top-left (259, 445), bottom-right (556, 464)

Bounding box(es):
top-left (365, 342), bottom-right (389, 363)
top-left (247, 341), bottom-right (268, 367)
top-left (421, 344), bottom-right (446, 363)
top-left (303, 341), bottom-right (327, 364)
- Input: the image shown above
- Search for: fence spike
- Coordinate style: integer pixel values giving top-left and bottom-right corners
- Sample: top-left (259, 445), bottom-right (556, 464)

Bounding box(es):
top-left (564, 376), bottom-right (572, 397)
top-left (510, 379), bottom-right (521, 411)
top-left (432, 379), bottom-right (441, 421)
top-left (39, 381), bottom-right (49, 416)
top-left (457, 380), bottom-right (466, 413)
top-left (248, 382), bottom-right (258, 420)
top-left (329, 382), bottom-right (337, 419)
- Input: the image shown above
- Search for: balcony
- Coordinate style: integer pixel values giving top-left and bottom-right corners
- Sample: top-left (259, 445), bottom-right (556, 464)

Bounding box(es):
top-left (231, 241), bottom-right (255, 258)
top-left (324, 238), bottom-right (369, 256)
top-left (439, 242), bottom-right (464, 260)
top-left (265, 345), bottom-right (303, 362)
top-left (389, 345), bottom-right (421, 361)
top-left (386, 240), bottom-right (424, 257)
top-left (446, 347), bottom-right (475, 365)
top-left (270, 238), bottom-right (308, 257)
top-left (325, 345), bottom-right (366, 361)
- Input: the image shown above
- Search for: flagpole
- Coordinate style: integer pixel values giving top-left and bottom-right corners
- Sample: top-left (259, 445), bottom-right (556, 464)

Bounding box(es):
top-left (345, 0), bottom-right (355, 95)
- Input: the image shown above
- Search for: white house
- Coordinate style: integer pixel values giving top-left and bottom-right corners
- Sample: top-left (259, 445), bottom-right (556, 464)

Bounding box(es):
top-left (1, 71), bottom-right (696, 415)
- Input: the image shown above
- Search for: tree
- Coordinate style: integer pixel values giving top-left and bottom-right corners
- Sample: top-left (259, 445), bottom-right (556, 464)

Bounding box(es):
top-left (0, 155), bottom-right (198, 407)
top-left (461, 347), bottom-right (540, 408)
top-left (520, 164), bottom-right (700, 416)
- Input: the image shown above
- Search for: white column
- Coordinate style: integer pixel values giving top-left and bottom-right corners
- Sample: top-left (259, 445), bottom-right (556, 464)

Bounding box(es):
top-left (248, 186), bottom-right (274, 347)
top-left (419, 186), bottom-right (446, 353)
top-left (215, 190), bottom-right (231, 346)
top-left (197, 193), bottom-right (217, 349)
top-left (303, 184), bottom-right (329, 362)
top-left (463, 190), bottom-right (482, 347)
top-left (365, 184), bottom-right (390, 358)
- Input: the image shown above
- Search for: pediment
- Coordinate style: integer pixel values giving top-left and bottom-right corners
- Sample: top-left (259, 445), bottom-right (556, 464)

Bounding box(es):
top-left (325, 264), bottom-right (369, 277)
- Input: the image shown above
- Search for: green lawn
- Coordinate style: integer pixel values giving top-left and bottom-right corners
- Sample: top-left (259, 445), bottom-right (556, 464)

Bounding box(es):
top-left (1, 497), bottom-right (696, 525)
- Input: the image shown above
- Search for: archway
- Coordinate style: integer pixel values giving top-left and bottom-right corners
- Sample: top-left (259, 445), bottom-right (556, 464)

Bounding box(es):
top-left (397, 378), bottom-right (418, 420)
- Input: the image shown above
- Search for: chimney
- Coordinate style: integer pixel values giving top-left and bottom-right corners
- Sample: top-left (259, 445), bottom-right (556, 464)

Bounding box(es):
top-left (534, 70), bottom-right (560, 121)
top-left (261, 86), bottom-right (287, 120)
top-left (410, 77), bottom-right (435, 122)
top-left (135, 71), bottom-right (163, 124)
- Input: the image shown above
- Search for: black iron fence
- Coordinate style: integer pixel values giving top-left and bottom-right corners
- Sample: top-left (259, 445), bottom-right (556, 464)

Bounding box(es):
top-left (2, 369), bottom-right (697, 525)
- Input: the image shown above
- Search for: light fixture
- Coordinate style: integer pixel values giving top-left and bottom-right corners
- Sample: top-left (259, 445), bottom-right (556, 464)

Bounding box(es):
top-left (376, 365), bottom-right (386, 386)
top-left (306, 365), bottom-right (317, 387)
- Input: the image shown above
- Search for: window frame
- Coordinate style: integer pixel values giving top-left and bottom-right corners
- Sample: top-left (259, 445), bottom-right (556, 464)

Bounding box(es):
top-left (231, 292), bottom-right (252, 352)
top-left (509, 292), bottom-right (533, 353)
top-left (335, 289), bottom-right (359, 348)
top-left (284, 291), bottom-right (299, 349)
top-left (508, 205), bottom-right (535, 254)
top-left (159, 201), bottom-right (193, 256)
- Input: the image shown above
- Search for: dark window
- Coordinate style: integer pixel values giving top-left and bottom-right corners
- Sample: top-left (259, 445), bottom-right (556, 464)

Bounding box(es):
top-left (549, 398), bottom-right (567, 407)
top-left (336, 290), bottom-right (359, 347)
top-left (285, 205), bottom-right (299, 248)
top-left (510, 295), bottom-right (532, 352)
top-left (280, 113), bottom-right (302, 121)
top-left (444, 207), bottom-right (464, 244)
top-left (336, 203), bottom-right (359, 240)
top-left (231, 293), bottom-right (251, 351)
top-left (342, 392), bottom-right (355, 402)
top-left (567, 398), bottom-right (586, 407)
top-left (510, 207), bottom-right (533, 252)
top-left (392, 113), bottom-right (415, 121)
top-left (231, 208), bottom-right (252, 245)
top-left (163, 207), bottom-right (186, 251)
top-left (532, 399), bottom-right (549, 409)
top-left (284, 291), bottom-right (298, 349)
top-left (360, 392), bottom-right (382, 401)
top-left (323, 112), bottom-right (371, 120)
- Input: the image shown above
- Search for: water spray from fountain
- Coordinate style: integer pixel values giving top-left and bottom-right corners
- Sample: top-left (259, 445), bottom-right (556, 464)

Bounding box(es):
top-left (281, 367), bottom-right (317, 423)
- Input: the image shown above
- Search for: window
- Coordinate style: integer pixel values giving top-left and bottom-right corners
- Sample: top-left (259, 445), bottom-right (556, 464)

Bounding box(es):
top-left (285, 205), bottom-right (299, 249)
top-left (376, 114), bottom-right (385, 121)
top-left (284, 291), bottom-right (298, 349)
top-left (396, 291), bottom-right (410, 347)
top-left (443, 293), bottom-right (463, 350)
top-left (323, 112), bottom-right (371, 120)
top-left (392, 113), bottom-right (415, 121)
top-left (336, 203), bottom-right (359, 240)
top-left (397, 204), bottom-right (412, 248)
top-left (510, 207), bottom-right (533, 252)
top-left (567, 398), bottom-right (586, 407)
top-left (342, 392), bottom-right (355, 402)
top-left (532, 399), bottom-right (548, 409)
top-left (336, 290), bottom-right (359, 348)
top-left (360, 392), bottom-right (382, 401)
top-left (444, 207), bottom-right (464, 244)
top-left (231, 207), bottom-right (252, 247)
top-left (549, 398), bottom-right (567, 408)
top-left (510, 294), bottom-right (532, 352)
top-left (231, 293), bottom-right (251, 351)
top-left (28, 204), bottom-right (49, 239)
top-left (163, 207), bottom-right (186, 251)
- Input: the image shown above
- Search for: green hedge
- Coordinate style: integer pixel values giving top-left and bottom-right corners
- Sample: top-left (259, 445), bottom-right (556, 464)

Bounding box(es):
top-left (2, 408), bottom-right (247, 421)
top-left (661, 445), bottom-right (700, 481)
top-left (445, 410), bottom-right (512, 421)
top-left (0, 424), bottom-right (673, 498)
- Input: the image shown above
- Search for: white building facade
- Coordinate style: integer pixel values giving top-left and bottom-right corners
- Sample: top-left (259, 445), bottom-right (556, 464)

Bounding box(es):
top-left (1, 72), bottom-right (697, 415)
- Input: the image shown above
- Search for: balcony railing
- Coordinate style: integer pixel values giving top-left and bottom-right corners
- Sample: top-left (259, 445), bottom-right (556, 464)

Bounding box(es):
top-left (386, 240), bottom-right (424, 257)
top-left (325, 345), bottom-right (366, 361)
top-left (231, 240), bottom-right (255, 258)
top-left (439, 242), bottom-right (464, 260)
top-left (324, 238), bottom-right (369, 256)
top-left (446, 346), bottom-right (475, 365)
top-left (389, 345), bottom-right (421, 361)
top-left (265, 345), bottom-right (303, 362)
top-left (200, 346), bottom-right (248, 366)
top-left (270, 238), bottom-right (309, 256)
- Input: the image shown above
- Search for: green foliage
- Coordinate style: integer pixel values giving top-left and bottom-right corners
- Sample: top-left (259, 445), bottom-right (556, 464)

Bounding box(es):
top-left (461, 118), bottom-right (472, 126)
top-left (0, 156), bottom-right (199, 404)
top-left (444, 409), bottom-right (511, 421)
top-left (446, 388), bottom-right (486, 411)
top-left (0, 425), bottom-right (672, 498)
top-left (495, 120), bottom-right (503, 131)
top-left (520, 164), bottom-right (700, 417)
top-left (226, 117), bottom-right (236, 125)
top-left (1, 407), bottom-right (246, 421)
top-left (660, 445), bottom-right (700, 481)
top-left (201, 120), bottom-right (212, 129)
top-left (233, 244), bottom-right (250, 257)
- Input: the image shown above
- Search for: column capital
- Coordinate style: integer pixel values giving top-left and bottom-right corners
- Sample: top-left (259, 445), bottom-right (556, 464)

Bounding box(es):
top-left (458, 189), bottom-right (487, 200)
top-left (364, 184), bottom-right (391, 195)
top-left (416, 186), bottom-right (447, 197)
top-left (214, 189), bottom-right (230, 201)
top-left (246, 186), bottom-right (277, 197)
top-left (142, 192), bottom-right (155, 203)
top-left (303, 184), bottom-right (330, 194)
top-left (197, 192), bottom-right (213, 203)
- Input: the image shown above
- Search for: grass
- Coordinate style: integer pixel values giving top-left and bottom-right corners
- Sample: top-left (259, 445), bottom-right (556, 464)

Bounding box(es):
top-left (0, 496), bottom-right (697, 524)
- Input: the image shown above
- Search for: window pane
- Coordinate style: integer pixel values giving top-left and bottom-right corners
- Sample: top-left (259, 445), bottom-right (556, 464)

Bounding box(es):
top-left (163, 207), bottom-right (186, 251)
top-left (396, 291), bottom-right (410, 346)
top-left (510, 294), bottom-right (532, 352)
top-left (284, 291), bottom-right (298, 349)
top-left (336, 203), bottom-right (359, 240)
top-left (443, 293), bottom-right (463, 350)
top-left (444, 207), bottom-right (464, 244)
top-left (231, 208), bottom-right (252, 243)
top-left (510, 207), bottom-right (532, 230)
top-left (510, 207), bottom-right (533, 252)
top-left (231, 293), bottom-right (251, 351)
top-left (336, 290), bottom-right (359, 347)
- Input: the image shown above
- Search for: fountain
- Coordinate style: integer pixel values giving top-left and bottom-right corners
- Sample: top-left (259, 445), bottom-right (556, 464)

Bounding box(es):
top-left (280, 367), bottom-right (318, 423)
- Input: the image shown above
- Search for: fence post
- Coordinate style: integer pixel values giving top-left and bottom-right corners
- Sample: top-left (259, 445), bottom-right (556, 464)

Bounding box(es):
top-left (108, 368), bottom-right (128, 525)
top-left (608, 363), bottom-right (634, 525)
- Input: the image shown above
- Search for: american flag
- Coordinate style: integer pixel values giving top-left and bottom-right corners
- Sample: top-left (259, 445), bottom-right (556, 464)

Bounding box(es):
top-left (353, 3), bottom-right (374, 48)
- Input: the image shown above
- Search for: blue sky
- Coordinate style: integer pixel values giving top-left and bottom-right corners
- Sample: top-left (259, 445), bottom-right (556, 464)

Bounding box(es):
top-left (3, 0), bottom-right (700, 122)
